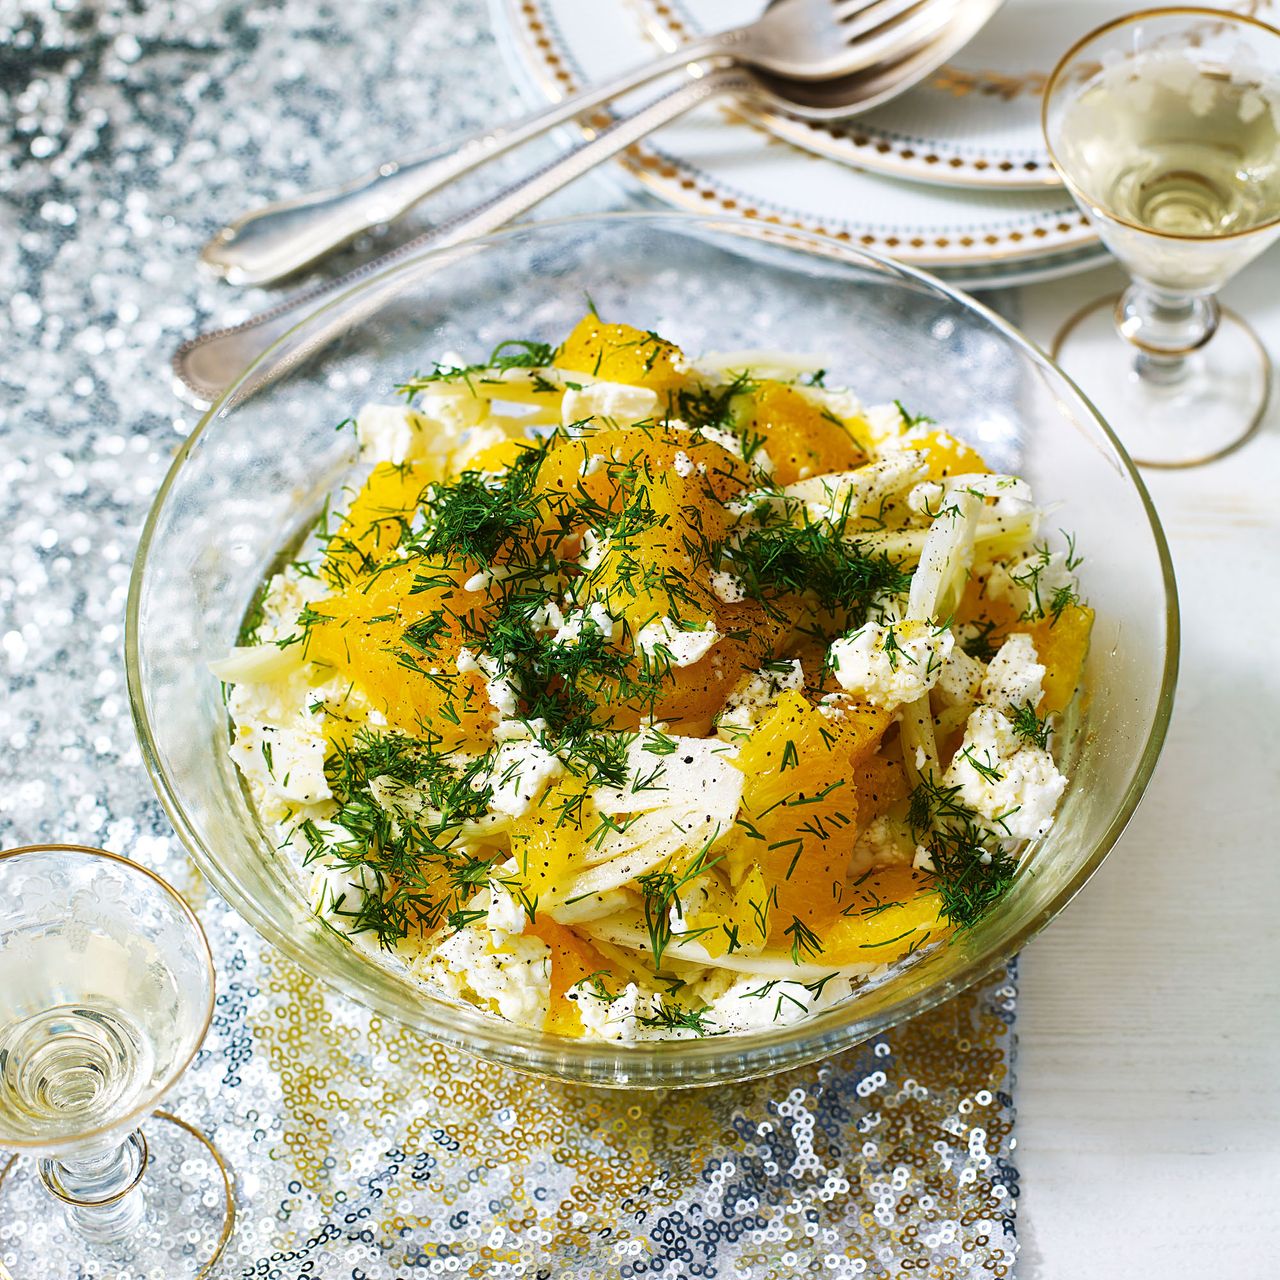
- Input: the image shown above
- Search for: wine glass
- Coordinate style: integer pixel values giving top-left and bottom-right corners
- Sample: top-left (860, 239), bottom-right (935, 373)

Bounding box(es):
top-left (0, 844), bottom-right (234, 1277)
top-left (1042, 7), bottom-right (1280, 468)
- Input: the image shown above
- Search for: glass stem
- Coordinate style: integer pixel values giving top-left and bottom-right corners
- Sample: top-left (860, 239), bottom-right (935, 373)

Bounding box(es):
top-left (1114, 281), bottom-right (1220, 386)
top-left (39, 1127), bottom-right (148, 1243)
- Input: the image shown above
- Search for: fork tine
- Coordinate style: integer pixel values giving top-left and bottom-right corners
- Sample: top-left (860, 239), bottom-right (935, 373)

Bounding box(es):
top-left (833, 0), bottom-right (931, 40)
top-left (829, 0), bottom-right (886, 21)
top-left (839, 0), bottom-right (960, 62)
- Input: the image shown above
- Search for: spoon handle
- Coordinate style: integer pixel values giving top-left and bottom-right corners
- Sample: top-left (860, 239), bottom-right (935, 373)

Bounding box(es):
top-left (198, 34), bottom-right (737, 288)
top-left (174, 66), bottom-right (749, 406)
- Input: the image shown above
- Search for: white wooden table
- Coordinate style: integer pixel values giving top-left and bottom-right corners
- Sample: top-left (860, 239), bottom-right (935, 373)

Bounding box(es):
top-left (1013, 249), bottom-right (1280, 1278)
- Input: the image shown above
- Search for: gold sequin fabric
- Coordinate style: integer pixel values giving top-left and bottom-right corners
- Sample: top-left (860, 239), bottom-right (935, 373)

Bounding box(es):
top-left (0, 0), bottom-right (1020, 1274)
top-left (237, 908), bottom-right (1019, 1277)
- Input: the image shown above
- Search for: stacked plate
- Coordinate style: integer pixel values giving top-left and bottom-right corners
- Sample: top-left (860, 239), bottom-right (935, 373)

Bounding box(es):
top-left (492, 0), bottom-right (1272, 289)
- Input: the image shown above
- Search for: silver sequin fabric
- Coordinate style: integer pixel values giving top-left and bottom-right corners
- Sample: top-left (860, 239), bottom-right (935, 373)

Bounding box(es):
top-left (0, 2), bottom-right (1019, 1274)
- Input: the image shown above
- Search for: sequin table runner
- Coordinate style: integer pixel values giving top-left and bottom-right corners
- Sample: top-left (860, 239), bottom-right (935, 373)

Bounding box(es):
top-left (0, 0), bottom-right (1019, 1273)
top-left (191, 897), bottom-right (1018, 1277)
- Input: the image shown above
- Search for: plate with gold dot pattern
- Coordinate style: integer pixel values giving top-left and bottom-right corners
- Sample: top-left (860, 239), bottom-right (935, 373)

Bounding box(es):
top-left (494, 0), bottom-right (1114, 281)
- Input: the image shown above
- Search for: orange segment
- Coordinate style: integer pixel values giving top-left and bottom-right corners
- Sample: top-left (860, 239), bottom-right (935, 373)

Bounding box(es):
top-left (744, 381), bottom-right (869, 484)
top-left (729, 690), bottom-right (862, 936)
top-left (305, 561), bottom-right (495, 743)
top-left (325, 462), bottom-right (427, 583)
top-left (852, 750), bottom-right (910, 830)
top-left (910, 429), bottom-right (991, 481)
top-left (507, 778), bottom-right (593, 909)
top-left (527, 918), bottom-right (609, 1037)
top-left (1021, 604), bottom-right (1094, 715)
top-left (821, 867), bottom-right (945, 964)
top-left (458, 435), bottom-right (539, 477)
top-left (956, 574), bottom-right (1022, 637)
top-left (554, 313), bottom-right (687, 395)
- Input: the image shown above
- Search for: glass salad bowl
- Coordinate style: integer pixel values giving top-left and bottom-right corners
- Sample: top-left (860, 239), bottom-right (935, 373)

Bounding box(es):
top-left (126, 213), bottom-right (1178, 1088)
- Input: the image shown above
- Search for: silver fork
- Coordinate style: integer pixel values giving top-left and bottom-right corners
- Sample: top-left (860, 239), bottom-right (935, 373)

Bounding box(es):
top-left (200, 0), bottom-right (947, 287)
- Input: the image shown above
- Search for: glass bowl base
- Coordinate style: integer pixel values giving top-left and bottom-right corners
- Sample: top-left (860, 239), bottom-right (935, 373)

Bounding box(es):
top-left (1051, 294), bottom-right (1271, 468)
top-left (0, 1111), bottom-right (234, 1279)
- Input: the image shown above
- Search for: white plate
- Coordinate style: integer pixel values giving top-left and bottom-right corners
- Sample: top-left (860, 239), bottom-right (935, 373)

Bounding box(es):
top-left (495, 0), bottom-right (1106, 280)
top-left (641, 0), bottom-right (1275, 190)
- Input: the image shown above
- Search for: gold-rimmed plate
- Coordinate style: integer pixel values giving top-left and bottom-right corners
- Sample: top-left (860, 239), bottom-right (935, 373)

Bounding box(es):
top-left (635, 0), bottom-right (1275, 190)
top-left (495, 0), bottom-right (1109, 280)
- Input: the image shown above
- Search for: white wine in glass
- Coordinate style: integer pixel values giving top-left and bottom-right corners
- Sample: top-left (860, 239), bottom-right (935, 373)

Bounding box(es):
top-left (0, 845), bottom-right (234, 1276)
top-left (1043, 8), bottom-right (1280, 468)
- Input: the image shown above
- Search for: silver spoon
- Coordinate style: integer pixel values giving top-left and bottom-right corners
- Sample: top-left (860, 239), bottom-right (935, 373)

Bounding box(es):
top-left (174, 2), bottom-right (1003, 405)
top-left (200, 0), bottom-right (963, 287)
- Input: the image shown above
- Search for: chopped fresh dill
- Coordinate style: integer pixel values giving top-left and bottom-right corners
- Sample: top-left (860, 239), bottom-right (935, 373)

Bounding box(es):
top-left (1009, 700), bottom-right (1052, 750)
top-left (894, 400), bottom-right (936, 429)
top-left (908, 774), bottom-right (1018, 929)
top-left (635, 1001), bottom-right (717, 1036)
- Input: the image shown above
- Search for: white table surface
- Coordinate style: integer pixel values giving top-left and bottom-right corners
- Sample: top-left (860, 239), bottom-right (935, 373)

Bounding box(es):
top-left (1011, 251), bottom-right (1280, 1278)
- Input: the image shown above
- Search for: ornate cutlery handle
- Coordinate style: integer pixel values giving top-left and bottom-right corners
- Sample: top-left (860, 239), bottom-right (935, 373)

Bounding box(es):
top-left (175, 66), bottom-right (750, 405)
top-left (198, 35), bottom-right (741, 287)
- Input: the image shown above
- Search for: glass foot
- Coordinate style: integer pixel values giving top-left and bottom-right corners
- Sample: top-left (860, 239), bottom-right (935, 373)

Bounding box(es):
top-left (1051, 294), bottom-right (1271, 468)
top-left (0, 1111), bottom-right (234, 1278)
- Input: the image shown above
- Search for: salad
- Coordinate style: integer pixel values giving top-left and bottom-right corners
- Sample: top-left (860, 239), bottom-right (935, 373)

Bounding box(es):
top-left (213, 313), bottom-right (1092, 1040)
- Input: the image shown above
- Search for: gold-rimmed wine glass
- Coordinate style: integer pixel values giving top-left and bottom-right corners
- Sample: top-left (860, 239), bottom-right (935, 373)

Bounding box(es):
top-left (1043, 7), bottom-right (1280, 468)
top-left (0, 844), bottom-right (234, 1277)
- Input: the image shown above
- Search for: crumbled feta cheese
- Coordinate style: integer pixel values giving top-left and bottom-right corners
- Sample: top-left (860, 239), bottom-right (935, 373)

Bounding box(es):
top-left (862, 402), bottom-right (910, 453)
top-left (942, 705), bottom-right (1067, 843)
top-left (355, 403), bottom-right (428, 465)
top-left (981, 633), bottom-right (1045, 710)
top-left (488, 679), bottom-right (519, 719)
top-left (828, 619), bottom-right (954, 711)
top-left (578, 453), bottom-right (606, 478)
top-left (571, 982), bottom-right (668, 1041)
top-left (709, 570), bottom-right (745, 604)
top-left (912, 845), bottom-right (936, 873)
top-left (907, 480), bottom-right (946, 518)
top-left (716, 660), bottom-right (804, 736)
top-left (699, 425), bottom-right (741, 457)
top-left (579, 527), bottom-right (607, 571)
top-left (245, 568), bottom-right (329, 648)
top-left (486, 882), bottom-right (528, 935)
top-left (562, 381), bottom-right (658, 428)
top-left (934, 643), bottom-right (986, 708)
top-left (988, 548), bottom-right (1076, 620)
top-left (457, 646), bottom-right (519, 720)
top-left (485, 739), bottom-right (564, 817)
top-left (356, 391), bottom-right (486, 466)
top-left (225, 659), bottom-right (344, 821)
top-left (493, 715), bottom-right (548, 743)
top-left (464, 569), bottom-right (492, 592)
top-left (229, 714), bottom-right (332, 814)
top-left (634, 616), bottom-right (721, 668)
top-left (424, 928), bottom-right (550, 1027)
top-left (673, 450), bottom-right (695, 478)
top-left (553, 602), bottom-right (617, 645)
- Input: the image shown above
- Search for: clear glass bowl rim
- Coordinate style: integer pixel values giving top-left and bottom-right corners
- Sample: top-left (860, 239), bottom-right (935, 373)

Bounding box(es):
top-left (125, 210), bottom-right (1180, 1085)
